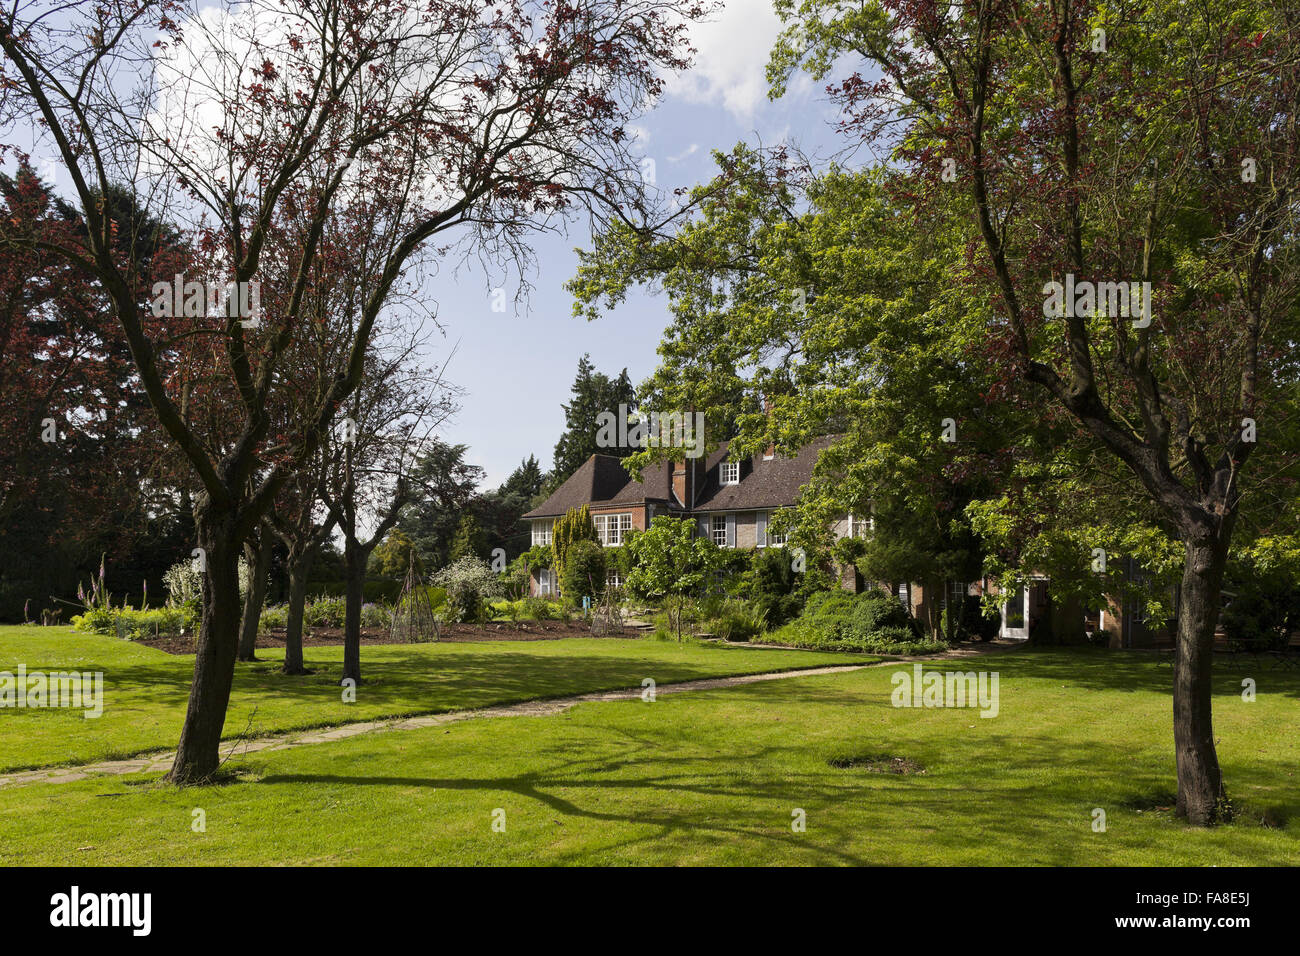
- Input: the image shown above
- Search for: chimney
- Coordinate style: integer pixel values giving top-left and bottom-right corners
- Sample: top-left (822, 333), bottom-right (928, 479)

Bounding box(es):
top-left (672, 459), bottom-right (697, 508)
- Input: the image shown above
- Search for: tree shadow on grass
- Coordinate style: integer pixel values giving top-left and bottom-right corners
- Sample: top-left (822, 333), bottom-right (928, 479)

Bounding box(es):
top-left (255, 715), bottom-right (1298, 865)
top-left (954, 646), bottom-right (1300, 701)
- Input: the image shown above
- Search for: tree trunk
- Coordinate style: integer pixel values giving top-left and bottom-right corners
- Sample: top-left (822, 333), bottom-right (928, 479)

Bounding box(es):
top-left (1173, 536), bottom-right (1229, 824)
top-left (168, 507), bottom-right (242, 785)
top-left (237, 527), bottom-right (273, 661)
top-left (341, 539), bottom-right (364, 685)
top-left (283, 546), bottom-right (315, 675)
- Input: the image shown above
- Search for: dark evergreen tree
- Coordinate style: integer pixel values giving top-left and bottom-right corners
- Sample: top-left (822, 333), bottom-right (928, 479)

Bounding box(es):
top-left (474, 455), bottom-right (546, 563)
top-left (549, 354), bottom-right (637, 490)
top-left (397, 441), bottom-right (484, 571)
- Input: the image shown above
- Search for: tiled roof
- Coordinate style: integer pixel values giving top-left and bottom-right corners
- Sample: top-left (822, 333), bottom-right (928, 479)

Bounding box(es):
top-left (521, 454), bottom-right (671, 519)
top-left (691, 436), bottom-right (837, 512)
top-left (520, 436), bottom-right (836, 520)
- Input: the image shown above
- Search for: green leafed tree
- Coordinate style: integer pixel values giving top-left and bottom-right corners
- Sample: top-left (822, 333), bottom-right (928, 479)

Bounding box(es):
top-left (624, 516), bottom-right (718, 641)
top-left (449, 513), bottom-right (488, 563)
top-left (575, 0), bottom-right (1300, 826)
top-left (763, 0), bottom-right (1300, 824)
top-left (371, 528), bottom-right (419, 578)
top-left (559, 539), bottom-right (607, 606)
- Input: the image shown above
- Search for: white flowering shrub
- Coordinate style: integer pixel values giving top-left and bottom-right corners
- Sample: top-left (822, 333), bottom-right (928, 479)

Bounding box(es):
top-left (163, 556), bottom-right (251, 609)
top-left (430, 556), bottom-right (502, 624)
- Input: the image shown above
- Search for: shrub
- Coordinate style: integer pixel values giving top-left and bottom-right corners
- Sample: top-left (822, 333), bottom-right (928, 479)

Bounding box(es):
top-left (803, 588), bottom-right (855, 618)
top-left (522, 596), bottom-right (554, 621)
top-left (304, 595), bottom-right (346, 628)
top-left (866, 625), bottom-right (920, 647)
top-left (71, 606), bottom-right (116, 634)
top-left (846, 591), bottom-right (913, 638)
top-left (431, 557), bottom-right (502, 624)
top-left (752, 593), bottom-right (803, 628)
top-left (753, 586), bottom-right (933, 653)
top-left (161, 560), bottom-right (203, 609)
top-left (443, 582), bottom-right (482, 623)
top-left (161, 556), bottom-right (252, 608)
top-left (360, 602), bottom-right (393, 629)
top-left (259, 604), bottom-right (288, 631)
top-left (71, 605), bottom-right (196, 639)
top-left (757, 621), bottom-right (943, 655)
top-left (743, 547), bottom-right (804, 624)
top-left (552, 506), bottom-right (598, 588)
top-left (704, 598), bottom-right (768, 642)
top-left (560, 540), bottom-right (607, 605)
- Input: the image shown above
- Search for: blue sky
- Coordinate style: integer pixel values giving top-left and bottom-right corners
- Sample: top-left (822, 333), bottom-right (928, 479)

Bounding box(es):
top-left (433, 0), bottom-right (848, 489)
top-left (5, 0), bottom-right (850, 492)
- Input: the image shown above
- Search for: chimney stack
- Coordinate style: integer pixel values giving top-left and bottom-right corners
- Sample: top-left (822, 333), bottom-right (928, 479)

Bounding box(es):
top-left (672, 459), bottom-right (698, 508)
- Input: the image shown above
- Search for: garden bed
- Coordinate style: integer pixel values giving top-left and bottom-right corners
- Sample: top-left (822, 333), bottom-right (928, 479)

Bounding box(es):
top-left (134, 621), bottom-right (643, 654)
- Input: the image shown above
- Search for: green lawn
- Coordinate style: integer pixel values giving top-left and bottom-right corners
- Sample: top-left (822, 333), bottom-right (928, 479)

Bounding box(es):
top-left (0, 645), bottom-right (1295, 865)
top-left (0, 625), bottom-right (875, 772)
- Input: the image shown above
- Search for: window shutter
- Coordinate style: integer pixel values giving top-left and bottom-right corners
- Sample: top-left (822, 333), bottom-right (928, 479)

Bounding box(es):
top-left (756, 512), bottom-right (767, 548)
top-left (725, 513), bottom-right (735, 548)
top-left (697, 516), bottom-right (709, 539)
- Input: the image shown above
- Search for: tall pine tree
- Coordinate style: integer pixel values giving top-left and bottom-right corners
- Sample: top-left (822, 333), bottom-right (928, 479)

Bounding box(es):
top-left (549, 355), bottom-right (637, 490)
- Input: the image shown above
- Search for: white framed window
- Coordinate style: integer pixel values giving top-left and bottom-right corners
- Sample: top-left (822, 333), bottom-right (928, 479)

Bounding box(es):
top-left (758, 511), bottom-right (786, 548)
top-left (848, 513), bottom-right (873, 538)
top-left (531, 520), bottom-right (553, 546)
top-left (606, 570), bottom-right (622, 589)
top-left (538, 569), bottom-right (556, 596)
top-left (897, 582), bottom-right (910, 609)
top-left (712, 514), bottom-right (728, 547)
top-left (720, 461), bottom-right (740, 484)
top-left (593, 512), bottom-right (633, 546)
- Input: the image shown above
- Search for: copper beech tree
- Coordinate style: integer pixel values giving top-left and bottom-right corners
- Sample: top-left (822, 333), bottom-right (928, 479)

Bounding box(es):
top-left (0, 166), bottom-right (187, 600)
top-left (766, 0), bottom-right (1300, 823)
top-left (0, 0), bottom-right (708, 783)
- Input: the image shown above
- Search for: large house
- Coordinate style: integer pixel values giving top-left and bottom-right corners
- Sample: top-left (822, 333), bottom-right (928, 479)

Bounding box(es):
top-left (522, 439), bottom-right (1167, 647)
top-left (521, 437), bottom-right (887, 596)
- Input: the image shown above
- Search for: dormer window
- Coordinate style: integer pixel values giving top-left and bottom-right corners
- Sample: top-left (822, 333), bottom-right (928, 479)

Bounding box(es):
top-left (720, 461), bottom-right (740, 484)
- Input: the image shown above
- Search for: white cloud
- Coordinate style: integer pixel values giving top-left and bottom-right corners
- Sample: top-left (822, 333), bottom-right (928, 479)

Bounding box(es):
top-left (667, 0), bottom-right (786, 119)
top-left (667, 143), bottom-right (699, 162)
